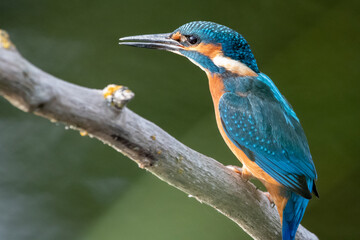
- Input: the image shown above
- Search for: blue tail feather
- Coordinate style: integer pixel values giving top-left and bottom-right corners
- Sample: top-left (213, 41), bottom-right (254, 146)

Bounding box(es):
top-left (282, 180), bottom-right (313, 240)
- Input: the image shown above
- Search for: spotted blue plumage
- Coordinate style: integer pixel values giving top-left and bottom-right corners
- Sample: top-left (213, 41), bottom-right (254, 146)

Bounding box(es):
top-left (219, 73), bottom-right (317, 198)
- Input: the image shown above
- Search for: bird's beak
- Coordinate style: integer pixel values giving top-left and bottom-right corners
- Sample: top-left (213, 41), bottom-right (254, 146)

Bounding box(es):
top-left (119, 33), bottom-right (183, 52)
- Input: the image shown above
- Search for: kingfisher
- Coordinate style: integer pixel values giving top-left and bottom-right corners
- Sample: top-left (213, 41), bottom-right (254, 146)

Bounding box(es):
top-left (119, 21), bottom-right (318, 240)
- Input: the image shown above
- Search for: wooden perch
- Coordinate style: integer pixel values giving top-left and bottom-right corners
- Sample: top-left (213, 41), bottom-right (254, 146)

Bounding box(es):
top-left (0, 30), bottom-right (318, 240)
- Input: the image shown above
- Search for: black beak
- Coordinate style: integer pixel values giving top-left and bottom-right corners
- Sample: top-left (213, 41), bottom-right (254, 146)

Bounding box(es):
top-left (119, 33), bottom-right (183, 52)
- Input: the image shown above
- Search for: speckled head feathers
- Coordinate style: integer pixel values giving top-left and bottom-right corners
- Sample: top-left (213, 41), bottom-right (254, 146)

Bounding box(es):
top-left (173, 21), bottom-right (259, 73)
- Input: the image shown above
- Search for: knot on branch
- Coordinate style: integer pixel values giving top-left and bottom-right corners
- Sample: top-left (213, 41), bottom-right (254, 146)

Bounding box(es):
top-left (103, 84), bottom-right (134, 109)
top-left (0, 30), bottom-right (15, 50)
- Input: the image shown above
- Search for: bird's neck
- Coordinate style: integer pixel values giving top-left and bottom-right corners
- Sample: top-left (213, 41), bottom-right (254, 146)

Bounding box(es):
top-left (207, 72), bottom-right (226, 107)
top-left (207, 72), bottom-right (256, 105)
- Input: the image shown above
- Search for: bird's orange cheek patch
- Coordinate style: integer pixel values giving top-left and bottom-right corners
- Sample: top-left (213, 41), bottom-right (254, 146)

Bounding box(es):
top-left (185, 43), bottom-right (222, 59)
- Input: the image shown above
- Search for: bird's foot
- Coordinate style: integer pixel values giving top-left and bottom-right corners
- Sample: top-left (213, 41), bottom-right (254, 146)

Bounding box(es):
top-left (226, 165), bottom-right (252, 182)
top-left (263, 192), bottom-right (275, 208)
top-left (103, 84), bottom-right (134, 109)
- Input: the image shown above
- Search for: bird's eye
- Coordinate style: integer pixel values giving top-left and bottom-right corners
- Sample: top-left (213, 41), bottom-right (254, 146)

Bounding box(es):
top-left (187, 35), bottom-right (198, 45)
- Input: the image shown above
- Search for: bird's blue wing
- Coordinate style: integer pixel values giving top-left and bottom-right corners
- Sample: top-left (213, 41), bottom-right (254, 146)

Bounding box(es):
top-left (219, 74), bottom-right (317, 199)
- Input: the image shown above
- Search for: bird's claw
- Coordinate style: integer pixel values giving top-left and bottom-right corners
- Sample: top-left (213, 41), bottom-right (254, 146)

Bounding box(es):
top-left (103, 84), bottom-right (134, 109)
top-left (226, 165), bottom-right (250, 182)
top-left (263, 192), bottom-right (275, 208)
top-left (226, 165), bottom-right (243, 174)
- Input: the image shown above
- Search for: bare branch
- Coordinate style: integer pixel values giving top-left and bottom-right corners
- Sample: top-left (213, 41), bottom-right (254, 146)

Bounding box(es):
top-left (0, 31), bottom-right (317, 240)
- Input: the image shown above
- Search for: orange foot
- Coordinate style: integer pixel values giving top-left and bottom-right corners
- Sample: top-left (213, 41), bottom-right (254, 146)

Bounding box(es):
top-left (263, 192), bottom-right (275, 208)
top-left (226, 165), bottom-right (253, 182)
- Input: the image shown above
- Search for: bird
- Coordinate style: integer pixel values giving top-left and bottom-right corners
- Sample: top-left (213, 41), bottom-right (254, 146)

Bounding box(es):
top-left (119, 21), bottom-right (318, 240)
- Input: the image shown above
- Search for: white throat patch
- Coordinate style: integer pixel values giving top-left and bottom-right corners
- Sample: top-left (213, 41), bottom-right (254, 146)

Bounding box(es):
top-left (212, 55), bottom-right (256, 76)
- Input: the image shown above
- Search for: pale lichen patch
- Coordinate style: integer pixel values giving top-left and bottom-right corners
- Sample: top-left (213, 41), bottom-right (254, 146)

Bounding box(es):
top-left (103, 84), bottom-right (134, 109)
top-left (102, 84), bottom-right (122, 99)
top-left (0, 30), bottom-right (15, 49)
top-left (176, 156), bottom-right (183, 163)
top-left (79, 130), bottom-right (88, 136)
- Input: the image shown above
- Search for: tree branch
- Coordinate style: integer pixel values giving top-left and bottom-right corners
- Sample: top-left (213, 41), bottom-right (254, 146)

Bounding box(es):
top-left (0, 30), bottom-right (317, 240)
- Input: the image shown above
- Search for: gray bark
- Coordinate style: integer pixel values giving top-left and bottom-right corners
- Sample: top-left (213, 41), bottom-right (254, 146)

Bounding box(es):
top-left (0, 32), bottom-right (318, 240)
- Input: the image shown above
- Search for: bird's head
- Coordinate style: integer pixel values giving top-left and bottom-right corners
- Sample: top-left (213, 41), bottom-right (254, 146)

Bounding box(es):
top-left (120, 21), bottom-right (259, 76)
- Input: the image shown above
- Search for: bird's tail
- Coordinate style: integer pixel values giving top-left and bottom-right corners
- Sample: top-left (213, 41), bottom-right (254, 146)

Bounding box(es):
top-left (282, 180), bottom-right (313, 240)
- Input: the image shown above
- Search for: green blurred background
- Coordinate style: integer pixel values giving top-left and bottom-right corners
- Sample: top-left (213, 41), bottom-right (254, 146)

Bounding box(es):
top-left (0, 0), bottom-right (359, 239)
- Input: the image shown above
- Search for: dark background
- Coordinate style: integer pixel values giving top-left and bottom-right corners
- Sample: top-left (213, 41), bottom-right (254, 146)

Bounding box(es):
top-left (0, 0), bottom-right (359, 239)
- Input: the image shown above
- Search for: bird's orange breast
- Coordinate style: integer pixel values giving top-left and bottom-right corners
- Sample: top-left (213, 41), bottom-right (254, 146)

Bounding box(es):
top-left (207, 72), bottom-right (272, 182)
top-left (207, 72), bottom-right (288, 220)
